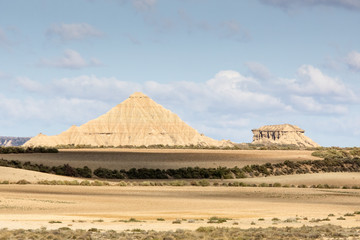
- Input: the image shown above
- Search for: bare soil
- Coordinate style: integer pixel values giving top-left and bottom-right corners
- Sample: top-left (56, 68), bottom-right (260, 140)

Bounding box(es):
top-left (0, 149), bottom-right (319, 170)
top-left (0, 185), bottom-right (360, 231)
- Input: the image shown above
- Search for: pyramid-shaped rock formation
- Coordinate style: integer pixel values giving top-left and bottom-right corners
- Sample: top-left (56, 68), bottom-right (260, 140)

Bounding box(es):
top-left (251, 124), bottom-right (319, 148)
top-left (24, 92), bottom-right (232, 147)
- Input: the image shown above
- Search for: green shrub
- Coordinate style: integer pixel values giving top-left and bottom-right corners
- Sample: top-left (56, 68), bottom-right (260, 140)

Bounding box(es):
top-left (80, 180), bottom-right (91, 186)
top-left (169, 180), bottom-right (187, 186)
top-left (198, 179), bottom-right (210, 187)
top-left (207, 216), bottom-right (230, 223)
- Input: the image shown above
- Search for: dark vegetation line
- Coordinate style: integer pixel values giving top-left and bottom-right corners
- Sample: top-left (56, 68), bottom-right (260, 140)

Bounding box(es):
top-left (0, 146), bottom-right (58, 154)
top-left (54, 143), bottom-right (312, 150)
top-left (1, 157), bottom-right (360, 179)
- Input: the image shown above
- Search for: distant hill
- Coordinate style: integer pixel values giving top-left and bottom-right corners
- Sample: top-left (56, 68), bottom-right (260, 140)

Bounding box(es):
top-left (24, 92), bottom-right (233, 148)
top-left (0, 137), bottom-right (31, 146)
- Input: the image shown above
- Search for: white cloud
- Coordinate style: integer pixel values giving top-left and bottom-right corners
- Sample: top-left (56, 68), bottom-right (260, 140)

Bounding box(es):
top-left (0, 94), bottom-right (110, 124)
top-left (132, 0), bottom-right (157, 11)
top-left (220, 20), bottom-right (251, 41)
top-left (14, 70), bottom-right (290, 116)
top-left (245, 62), bottom-right (272, 80)
top-left (281, 65), bottom-right (356, 101)
top-left (8, 66), bottom-right (358, 142)
top-left (0, 71), bottom-right (6, 79)
top-left (259, 0), bottom-right (360, 10)
top-left (178, 10), bottom-right (250, 42)
top-left (39, 49), bottom-right (102, 69)
top-left (16, 77), bottom-right (44, 92)
top-left (46, 23), bottom-right (103, 41)
top-left (346, 51), bottom-right (360, 71)
top-left (0, 28), bottom-right (7, 45)
top-left (52, 75), bottom-right (140, 100)
top-left (291, 95), bottom-right (348, 114)
top-left (0, 27), bottom-right (11, 47)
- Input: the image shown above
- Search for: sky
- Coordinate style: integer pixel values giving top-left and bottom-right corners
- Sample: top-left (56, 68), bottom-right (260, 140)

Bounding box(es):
top-left (0, 0), bottom-right (360, 147)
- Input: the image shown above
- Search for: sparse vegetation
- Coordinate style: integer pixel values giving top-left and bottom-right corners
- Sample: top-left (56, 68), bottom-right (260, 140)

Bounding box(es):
top-left (1, 225), bottom-right (359, 240)
top-left (54, 143), bottom-right (307, 150)
top-left (16, 179), bottom-right (31, 185)
top-left (207, 216), bottom-right (231, 223)
top-left (2, 156), bottom-right (360, 180)
top-left (0, 159), bottom-right (92, 178)
top-left (0, 146), bottom-right (58, 154)
top-left (49, 220), bottom-right (62, 224)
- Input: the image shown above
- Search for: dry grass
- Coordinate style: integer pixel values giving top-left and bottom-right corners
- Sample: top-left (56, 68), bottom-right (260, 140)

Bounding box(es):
top-left (0, 225), bottom-right (359, 239)
top-left (1, 185), bottom-right (360, 231)
top-left (0, 149), bottom-right (319, 170)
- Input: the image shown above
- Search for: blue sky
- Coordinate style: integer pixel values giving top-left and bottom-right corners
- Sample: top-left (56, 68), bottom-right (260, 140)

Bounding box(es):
top-left (1, 0), bottom-right (360, 147)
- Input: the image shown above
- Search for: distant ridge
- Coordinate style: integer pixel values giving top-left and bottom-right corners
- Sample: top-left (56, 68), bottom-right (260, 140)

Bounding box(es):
top-left (0, 137), bottom-right (31, 147)
top-left (24, 92), bottom-right (232, 147)
top-left (251, 124), bottom-right (319, 148)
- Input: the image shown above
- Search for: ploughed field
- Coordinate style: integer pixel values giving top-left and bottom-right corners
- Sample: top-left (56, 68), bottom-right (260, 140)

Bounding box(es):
top-left (0, 148), bottom-right (320, 170)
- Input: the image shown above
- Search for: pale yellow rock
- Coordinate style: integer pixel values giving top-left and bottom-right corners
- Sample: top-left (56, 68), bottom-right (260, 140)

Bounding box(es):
top-left (251, 124), bottom-right (319, 148)
top-left (24, 92), bottom-right (232, 147)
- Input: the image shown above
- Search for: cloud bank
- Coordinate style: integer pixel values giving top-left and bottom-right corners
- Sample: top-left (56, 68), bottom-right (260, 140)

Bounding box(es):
top-left (39, 49), bottom-right (102, 69)
top-left (259, 0), bottom-right (360, 10)
top-left (46, 23), bottom-right (103, 41)
top-left (3, 64), bottom-right (358, 145)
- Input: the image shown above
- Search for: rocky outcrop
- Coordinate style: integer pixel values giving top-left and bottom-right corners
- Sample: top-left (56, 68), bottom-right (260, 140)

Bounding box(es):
top-left (251, 124), bottom-right (319, 148)
top-left (24, 92), bottom-right (233, 148)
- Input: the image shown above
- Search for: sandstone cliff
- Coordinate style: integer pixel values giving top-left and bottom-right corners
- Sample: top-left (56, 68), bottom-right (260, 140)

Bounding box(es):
top-left (251, 124), bottom-right (319, 148)
top-left (24, 92), bottom-right (232, 148)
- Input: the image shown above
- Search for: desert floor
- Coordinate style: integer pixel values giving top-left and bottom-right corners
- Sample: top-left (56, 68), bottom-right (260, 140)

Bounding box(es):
top-left (1, 184), bottom-right (360, 231)
top-left (1, 149), bottom-right (359, 233)
top-left (0, 149), bottom-right (319, 169)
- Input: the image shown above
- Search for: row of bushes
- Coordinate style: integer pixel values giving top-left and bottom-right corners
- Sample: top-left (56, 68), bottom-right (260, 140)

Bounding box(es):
top-left (312, 147), bottom-right (360, 159)
top-left (93, 166), bottom-right (237, 179)
top-left (0, 159), bottom-right (91, 178)
top-left (3, 178), bottom-right (360, 190)
top-left (1, 157), bottom-right (360, 180)
top-left (0, 146), bottom-right (58, 154)
top-left (54, 143), bottom-right (309, 150)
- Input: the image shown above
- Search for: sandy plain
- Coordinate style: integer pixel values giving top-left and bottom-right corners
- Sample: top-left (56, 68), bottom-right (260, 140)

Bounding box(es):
top-left (1, 184), bottom-right (360, 231)
top-left (1, 166), bottom-right (360, 231)
top-left (1, 149), bottom-right (358, 233)
top-left (0, 149), bottom-right (320, 170)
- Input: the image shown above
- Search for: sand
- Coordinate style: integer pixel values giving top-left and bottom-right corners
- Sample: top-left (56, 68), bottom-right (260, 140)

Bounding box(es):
top-left (1, 150), bottom-right (357, 232)
top-left (0, 181), bottom-right (360, 231)
top-left (0, 166), bottom-right (81, 183)
top-left (237, 172), bottom-right (360, 186)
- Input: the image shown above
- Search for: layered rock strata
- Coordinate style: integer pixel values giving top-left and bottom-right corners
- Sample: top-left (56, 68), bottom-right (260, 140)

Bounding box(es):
top-left (251, 124), bottom-right (319, 148)
top-left (24, 92), bottom-right (232, 147)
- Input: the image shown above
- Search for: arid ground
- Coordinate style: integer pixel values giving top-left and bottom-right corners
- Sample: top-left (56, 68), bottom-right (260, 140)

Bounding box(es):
top-left (1, 149), bottom-right (360, 238)
top-left (0, 148), bottom-right (320, 169)
top-left (1, 183), bottom-right (360, 232)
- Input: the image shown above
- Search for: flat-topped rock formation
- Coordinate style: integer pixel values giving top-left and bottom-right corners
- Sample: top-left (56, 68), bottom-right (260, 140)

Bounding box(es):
top-left (24, 92), bottom-right (232, 148)
top-left (251, 124), bottom-right (319, 148)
